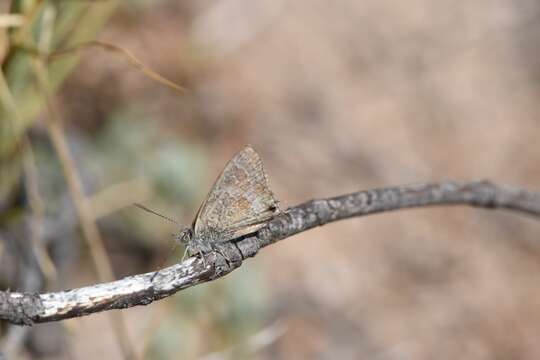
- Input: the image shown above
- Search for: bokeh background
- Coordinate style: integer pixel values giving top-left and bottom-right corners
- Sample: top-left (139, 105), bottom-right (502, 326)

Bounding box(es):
top-left (1, 1), bottom-right (540, 359)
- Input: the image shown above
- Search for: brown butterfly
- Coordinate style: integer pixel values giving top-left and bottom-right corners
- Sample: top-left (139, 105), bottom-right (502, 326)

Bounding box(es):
top-left (178, 145), bottom-right (280, 257)
top-left (137, 145), bottom-right (280, 270)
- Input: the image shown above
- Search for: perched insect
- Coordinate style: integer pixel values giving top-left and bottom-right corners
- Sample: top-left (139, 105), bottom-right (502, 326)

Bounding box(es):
top-left (179, 145), bottom-right (280, 257)
top-left (136, 145), bottom-right (280, 271)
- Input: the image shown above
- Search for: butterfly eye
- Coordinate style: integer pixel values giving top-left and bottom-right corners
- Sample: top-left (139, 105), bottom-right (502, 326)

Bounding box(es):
top-left (180, 228), bottom-right (193, 243)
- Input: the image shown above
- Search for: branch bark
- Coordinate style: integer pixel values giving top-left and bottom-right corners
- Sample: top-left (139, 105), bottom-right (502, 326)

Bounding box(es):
top-left (2, 180), bottom-right (540, 326)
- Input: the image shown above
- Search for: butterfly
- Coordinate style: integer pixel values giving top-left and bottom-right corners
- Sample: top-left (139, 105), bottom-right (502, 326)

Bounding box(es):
top-left (178, 145), bottom-right (280, 258)
top-left (137, 146), bottom-right (280, 276)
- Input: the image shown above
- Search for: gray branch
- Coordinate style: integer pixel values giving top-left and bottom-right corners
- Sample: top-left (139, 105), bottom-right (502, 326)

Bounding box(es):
top-left (2, 180), bottom-right (540, 326)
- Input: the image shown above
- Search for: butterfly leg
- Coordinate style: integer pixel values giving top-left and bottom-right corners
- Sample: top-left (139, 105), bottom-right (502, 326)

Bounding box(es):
top-left (199, 249), bottom-right (208, 268)
top-left (181, 246), bottom-right (189, 262)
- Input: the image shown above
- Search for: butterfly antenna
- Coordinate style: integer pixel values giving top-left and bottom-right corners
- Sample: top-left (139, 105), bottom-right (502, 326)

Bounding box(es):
top-left (133, 203), bottom-right (180, 225)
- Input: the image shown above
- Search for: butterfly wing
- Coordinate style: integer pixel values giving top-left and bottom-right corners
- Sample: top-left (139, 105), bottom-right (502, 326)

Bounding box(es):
top-left (193, 146), bottom-right (280, 243)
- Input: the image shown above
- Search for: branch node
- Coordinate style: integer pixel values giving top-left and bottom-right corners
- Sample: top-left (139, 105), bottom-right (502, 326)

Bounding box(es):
top-left (0, 291), bottom-right (43, 326)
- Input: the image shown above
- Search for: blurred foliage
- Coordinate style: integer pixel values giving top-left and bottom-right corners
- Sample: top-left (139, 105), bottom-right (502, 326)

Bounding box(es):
top-left (96, 114), bottom-right (207, 204)
top-left (0, 0), bottom-right (118, 206)
top-left (62, 114), bottom-right (208, 246)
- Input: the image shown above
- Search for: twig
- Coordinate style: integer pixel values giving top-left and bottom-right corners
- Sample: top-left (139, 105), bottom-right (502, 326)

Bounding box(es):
top-left (48, 41), bottom-right (187, 94)
top-left (15, 40), bottom-right (187, 95)
top-left (88, 178), bottom-right (153, 219)
top-left (1, 180), bottom-right (539, 325)
top-left (197, 320), bottom-right (287, 360)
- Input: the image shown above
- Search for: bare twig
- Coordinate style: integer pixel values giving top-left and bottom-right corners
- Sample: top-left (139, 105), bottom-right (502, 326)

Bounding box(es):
top-left (1, 180), bottom-right (539, 326)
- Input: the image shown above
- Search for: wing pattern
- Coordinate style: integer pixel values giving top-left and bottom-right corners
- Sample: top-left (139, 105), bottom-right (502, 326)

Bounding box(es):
top-left (193, 146), bottom-right (279, 243)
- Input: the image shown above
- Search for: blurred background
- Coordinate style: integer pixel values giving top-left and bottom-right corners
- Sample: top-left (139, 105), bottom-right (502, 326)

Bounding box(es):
top-left (1, 0), bottom-right (540, 359)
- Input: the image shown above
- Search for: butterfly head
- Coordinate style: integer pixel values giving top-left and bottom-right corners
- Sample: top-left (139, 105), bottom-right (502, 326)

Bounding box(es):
top-left (177, 227), bottom-right (193, 245)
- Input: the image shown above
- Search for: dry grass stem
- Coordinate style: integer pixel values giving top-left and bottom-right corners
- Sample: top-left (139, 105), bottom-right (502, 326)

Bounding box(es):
top-left (32, 58), bottom-right (137, 360)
